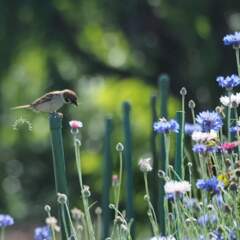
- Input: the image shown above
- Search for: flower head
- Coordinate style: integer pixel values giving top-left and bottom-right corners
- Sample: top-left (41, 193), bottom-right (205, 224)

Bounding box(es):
top-left (196, 111), bottom-right (223, 132)
top-left (191, 130), bottom-right (218, 142)
top-left (69, 120), bottom-right (83, 129)
top-left (197, 214), bottom-right (217, 226)
top-left (34, 226), bottom-right (51, 240)
top-left (46, 216), bottom-right (60, 232)
top-left (221, 142), bottom-right (239, 151)
top-left (196, 176), bottom-right (223, 194)
top-left (185, 123), bottom-right (202, 135)
top-left (0, 214), bottom-right (14, 227)
top-left (138, 157), bottom-right (152, 172)
top-left (220, 93), bottom-right (240, 107)
top-left (150, 236), bottom-right (176, 240)
top-left (192, 143), bottom-right (207, 154)
top-left (164, 180), bottom-right (191, 196)
top-left (153, 118), bottom-right (179, 134)
top-left (223, 32), bottom-right (240, 46)
top-left (216, 75), bottom-right (240, 89)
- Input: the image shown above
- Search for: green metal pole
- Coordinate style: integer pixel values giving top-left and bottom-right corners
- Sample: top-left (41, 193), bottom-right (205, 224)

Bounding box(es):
top-left (123, 101), bottom-right (134, 237)
top-left (49, 112), bottom-right (69, 240)
top-left (158, 74), bottom-right (170, 236)
top-left (174, 111), bottom-right (184, 179)
top-left (150, 95), bottom-right (159, 222)
top-left (102, 117), bottom-right (113, 239)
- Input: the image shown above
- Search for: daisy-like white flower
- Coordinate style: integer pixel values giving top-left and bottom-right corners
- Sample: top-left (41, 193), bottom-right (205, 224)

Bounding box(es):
top-left (46, 216), bottom-right (60, 232)
top-left (223, 32), bottom-right (240, 46)
top-left (220, 93), bottom-right (240, 107)
top-left (191, 130), bottom-right (218, 142)
top-left (138, 157), bottom-right (152, 172)
top-left (164, 180), bottom-right (191, 195)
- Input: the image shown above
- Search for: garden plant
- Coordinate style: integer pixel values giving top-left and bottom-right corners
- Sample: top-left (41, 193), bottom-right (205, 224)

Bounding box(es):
top-left (1, 32), bottom-right (240, 240)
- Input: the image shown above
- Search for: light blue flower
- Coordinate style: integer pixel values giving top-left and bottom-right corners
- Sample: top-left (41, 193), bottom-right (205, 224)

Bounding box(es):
top-left (185, 123), bottom-right (202, 135)
top-left (192, 143), bottom-right (207, 153)
top-left (223, 32), bottom-right (240, 46)
top-left (196, 176), bottom-right (223, 194)
top-left (216, 75), bottom-right (240, 89)
top-left (153, 118), bottom-right (179, 133)
top-left (196, 111), bottom-right (223, 132)
top-left (34, 226), bottom-right (52, 240)
top-left (0, 214), bottom-right (14, 228)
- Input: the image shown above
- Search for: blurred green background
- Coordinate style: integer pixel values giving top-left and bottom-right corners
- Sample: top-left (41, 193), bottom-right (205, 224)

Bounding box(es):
top-left (0, 0), bottom-right (240, 238)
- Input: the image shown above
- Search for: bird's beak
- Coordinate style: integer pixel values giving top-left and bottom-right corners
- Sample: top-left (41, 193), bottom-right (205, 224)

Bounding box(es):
top-left (73, 100), bottom-right (78, 106)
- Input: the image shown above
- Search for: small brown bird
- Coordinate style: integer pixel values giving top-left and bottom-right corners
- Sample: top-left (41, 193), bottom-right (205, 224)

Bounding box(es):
top-left (12, 89), bottom-right (78, 113)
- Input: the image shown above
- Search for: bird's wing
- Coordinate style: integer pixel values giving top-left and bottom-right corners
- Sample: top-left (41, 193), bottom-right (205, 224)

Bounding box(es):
top-left (31, 91), bottom-right (60, 107)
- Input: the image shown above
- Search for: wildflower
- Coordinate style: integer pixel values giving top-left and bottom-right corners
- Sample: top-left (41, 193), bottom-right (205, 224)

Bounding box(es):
top-left (223, 32), bottom-right (240, 46)
top-left (183, 198), bottom-right (198, 209)
top-left (185, 123), bottom-right (202, 135)
top-left (138, 157), bottom-right (152, 172)
top-left (71, 208), bottom-right (83, 220)
top-left (197, 214), bottom-right (217, 226)
top-left (192, 143), bottom-right (207, 154)
top-left (34, 226), bottom-right (51, 240)
top-left (196, 111), bottom-right (223, 132)
top-left (164, 180), bottom-right (191, 196)
top-left (0, 214), bottom-right (14, 227)
top-left (153, 118), bottom-right (179, 133)
top-left (69, 120), bottom-right (83, 129)
top-left (216, 75), bottom-right (240, 89)
top-left (217, 174), bottom-right (229, 186)
top-left (220, 142), bottom-right (239, 151)
top-left (220, 93), bottom-right (240, 107)
top-left (191, 130), bottom-right (218, 142)
top-left (196, 176), bottom-right (223, 194)
top-left (230, 123), bottom-right (240, 134)
top-left (46, 216), bottom-right (60, 232)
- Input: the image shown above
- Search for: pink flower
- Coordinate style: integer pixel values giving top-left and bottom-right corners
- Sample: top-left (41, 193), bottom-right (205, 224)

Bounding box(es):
top-left (69, 120), bottom-right (83, 129)
top-left (221, 141), bottom-right (239, 150)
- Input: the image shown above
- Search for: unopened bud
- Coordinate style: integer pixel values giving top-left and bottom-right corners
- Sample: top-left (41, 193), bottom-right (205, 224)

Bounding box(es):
top-left (57, 193), bottom-right (68, 204)
top-left (82, 185), bottom-right (91, 198)
top-left (116, 142), bottom-right (124, 152)
top-left (95, 207), bottom-right (102, 215)
top-left (188, 100), bottom-right (196, 109)
top-left (44, 205), bottom-right (51, 213)
top-left (180, 87), bottom-right (187, 96)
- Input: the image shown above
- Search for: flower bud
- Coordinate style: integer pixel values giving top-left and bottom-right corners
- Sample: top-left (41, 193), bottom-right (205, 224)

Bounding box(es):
top-left (57, 193), bottom-right (68, 204)
top-left (44, 205), bottom-right (51, 213)
top-left (95, 207), bottom-right (102, 215)
top-left (180, 87), bottom-right (187, 96)
top-left (82, 185), bottom-right (91, 198)
top-left (188, 100), bottom-right (196, 109)
top-left (116, 142), bottom-right (124, 152)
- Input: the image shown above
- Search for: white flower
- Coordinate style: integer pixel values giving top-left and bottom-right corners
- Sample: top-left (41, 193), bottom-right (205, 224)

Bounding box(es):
top-left (220, 93), bottom-right (240, 107)
top-left (149, 236), bottom-right (176, 240)
top-left (191, 130), bottom-right (217, 142)
top-left (164, 180), bottom-right (191, 194)
top-left (46, 216), bottom-right (60, 232)
top-left (138, 157), bottom-right (152, 172)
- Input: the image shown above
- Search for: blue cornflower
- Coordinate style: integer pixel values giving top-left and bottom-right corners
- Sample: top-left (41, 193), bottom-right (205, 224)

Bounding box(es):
top-left (223, 32), bottom-right (240, 46)
top-left (229, 123), bottom-right (240, 134)
top-left (229, 230), bottom-right (237, 240)
top-left (212, 229), bottom-right (224, 240)
top-left (153, 118), bottom-right (179, 133)
top-left (216, 75), bottom-right (240, 89)
top-left (185, 123), bottom-right (202, 135)
top-left (196, 176), bottom-right (223, 194)
top-left (0, 214), bottom-right (14, 228)
top-left (183, 198), bottom-right (197, 209)
top-left (196, 111), bottom-right (223, 132)
top-left (192, 144), bottom-right (207, 153)
top-left (197, 214), bottom-right (217, 226)
top-left (34, 226), bottom-right (52, 240)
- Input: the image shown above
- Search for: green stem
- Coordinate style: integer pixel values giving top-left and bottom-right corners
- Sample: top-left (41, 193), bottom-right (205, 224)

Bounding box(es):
top-left (1, 228), bottom-right (5, 240)
top-left (61, 205), bottom-right (70, 239)
top-left (235, 47), bottom-right (240, 77)
top-left (227, 90), bottom-right (232, 142)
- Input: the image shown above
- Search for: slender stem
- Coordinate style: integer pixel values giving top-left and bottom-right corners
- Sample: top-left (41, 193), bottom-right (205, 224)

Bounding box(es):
top-left (115, 151), bottom-right (123, 219)
top-left (74, 137), bottom-right (83, 190)
top-left (1, 228), bottom-right (5, 240)
top-left (64, 202), bottom-right (79, 240)
top-left (235, 47), bottom-right (240, 77)
top-left (227, 90), bottom-right (232, 142)
top-left (61, 205), bottom-right (70, 239)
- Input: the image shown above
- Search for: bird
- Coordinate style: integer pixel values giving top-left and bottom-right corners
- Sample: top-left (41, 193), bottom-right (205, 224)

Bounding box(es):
top-left (11, 89), bottom-right (78, 113)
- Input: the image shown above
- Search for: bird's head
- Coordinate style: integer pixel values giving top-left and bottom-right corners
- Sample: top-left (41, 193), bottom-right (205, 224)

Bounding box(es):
top-left (62, 89), bottom-right (78, 106)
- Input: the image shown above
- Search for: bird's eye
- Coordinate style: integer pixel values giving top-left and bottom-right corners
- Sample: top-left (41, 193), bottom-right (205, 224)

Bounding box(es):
top-left (65, 97), bottom-right (70, 103)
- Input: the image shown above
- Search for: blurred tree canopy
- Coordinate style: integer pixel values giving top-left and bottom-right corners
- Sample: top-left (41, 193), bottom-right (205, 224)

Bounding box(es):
top-left (0, 0), bottom-right (240, 236)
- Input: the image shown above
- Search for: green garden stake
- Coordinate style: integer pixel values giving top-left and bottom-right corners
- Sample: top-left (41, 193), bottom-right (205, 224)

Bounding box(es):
top-left (102, 117), bottom-right (113, 239)
top-left (150, 95), bottom-right (159, 222)
top-left (49, 112), bottom-right (69, 240)
top-left (123, 101), bottom-right (134, 236)
top-left (158, 74), bottom-right (170, 235)
top-left (174, 111), bottom-right (184, 179)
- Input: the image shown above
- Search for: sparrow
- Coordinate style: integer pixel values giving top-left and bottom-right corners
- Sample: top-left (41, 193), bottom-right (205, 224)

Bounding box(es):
top-left (12, 89), bottom-right (78, 113)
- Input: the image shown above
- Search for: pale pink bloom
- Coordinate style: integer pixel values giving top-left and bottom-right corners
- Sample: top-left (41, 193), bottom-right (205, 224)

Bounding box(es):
top-left (164, 180), bottom-right (191, 194)
top-left (191, 130), bottom-right (217, 142)
top-left (69, 120), bottom-right (83, 129)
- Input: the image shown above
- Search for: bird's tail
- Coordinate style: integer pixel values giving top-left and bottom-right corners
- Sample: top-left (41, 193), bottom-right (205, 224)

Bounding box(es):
top-left (11, 105), bottom-right (31, 110)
